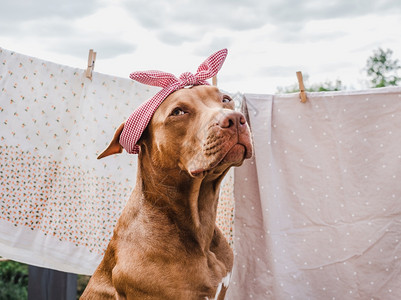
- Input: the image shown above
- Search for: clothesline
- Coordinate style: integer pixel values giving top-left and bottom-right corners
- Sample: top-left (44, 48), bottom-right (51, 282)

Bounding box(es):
top-left (2, 47), bottom-right (401, 300)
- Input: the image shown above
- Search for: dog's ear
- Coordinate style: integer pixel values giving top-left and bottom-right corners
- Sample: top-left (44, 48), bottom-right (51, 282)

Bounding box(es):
top-left (97, 122), bottom-right (125, 159)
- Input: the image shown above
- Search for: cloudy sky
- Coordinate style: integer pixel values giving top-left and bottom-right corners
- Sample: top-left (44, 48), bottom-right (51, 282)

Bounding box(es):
top-left (1, 0), bottom-right (400, 93)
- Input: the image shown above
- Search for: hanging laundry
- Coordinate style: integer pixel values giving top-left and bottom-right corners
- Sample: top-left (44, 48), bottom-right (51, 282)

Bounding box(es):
top-left (229, 88), bottom-right (401, 299)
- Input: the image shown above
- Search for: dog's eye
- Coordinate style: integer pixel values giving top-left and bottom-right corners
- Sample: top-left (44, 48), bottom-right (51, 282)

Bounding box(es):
top-left (171, 108), bottom-right (186, 116)
top-left (222, 96), bottom-right (232, 103)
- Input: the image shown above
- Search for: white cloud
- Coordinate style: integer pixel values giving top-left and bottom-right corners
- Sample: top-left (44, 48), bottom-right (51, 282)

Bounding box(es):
top-left (0, 0), bottom-right (100, 24)
top-left (0, 0), bottom-right (401, 93)
top-left (122, 0), bottom-right (268, 42)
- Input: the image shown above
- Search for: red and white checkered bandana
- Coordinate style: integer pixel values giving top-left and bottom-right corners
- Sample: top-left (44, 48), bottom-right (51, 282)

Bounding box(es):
top-left (120, 48), bottom-right (228, 154)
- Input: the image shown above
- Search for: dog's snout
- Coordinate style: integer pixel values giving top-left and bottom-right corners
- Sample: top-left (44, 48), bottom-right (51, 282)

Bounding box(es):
top-left (218, 111), bottom-right (246, 129)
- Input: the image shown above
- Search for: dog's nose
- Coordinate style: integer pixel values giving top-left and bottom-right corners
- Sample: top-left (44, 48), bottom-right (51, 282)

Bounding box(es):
top-left (218, 111), bottom-right (247, 129)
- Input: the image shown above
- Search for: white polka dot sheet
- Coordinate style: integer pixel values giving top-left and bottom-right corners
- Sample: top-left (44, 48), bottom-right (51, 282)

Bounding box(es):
top-left (0, 47), bottom-right (235, 275)
top-left (228, 88), bottom-right (401, 299)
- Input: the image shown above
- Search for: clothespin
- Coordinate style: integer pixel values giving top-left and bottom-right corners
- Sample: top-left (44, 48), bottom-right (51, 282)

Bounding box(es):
top-left (212, 75), bottom-right (217, 86)
top-left (296, 71), bottom-right (307, 103)
top-left (86, 49), bottom-right (97, 80)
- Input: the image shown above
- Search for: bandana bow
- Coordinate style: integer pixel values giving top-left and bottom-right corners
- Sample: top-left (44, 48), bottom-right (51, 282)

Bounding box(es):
top-left (119, 48), bottom-right (228, 154)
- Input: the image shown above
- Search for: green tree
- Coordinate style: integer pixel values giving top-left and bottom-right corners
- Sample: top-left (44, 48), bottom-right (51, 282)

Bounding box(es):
top-left (366, 48), bottom-right (401, 88)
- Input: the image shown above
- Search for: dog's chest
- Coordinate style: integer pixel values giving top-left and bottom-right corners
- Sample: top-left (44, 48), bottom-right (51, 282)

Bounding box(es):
top-left (113, 249), bottom-right (230, 299)
top-left (205, 272), bottom-right (231, 300)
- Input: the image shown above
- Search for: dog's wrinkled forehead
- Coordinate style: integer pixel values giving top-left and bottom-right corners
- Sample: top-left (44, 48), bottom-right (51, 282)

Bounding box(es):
top-left (152, 85), bottom-right (227, 120)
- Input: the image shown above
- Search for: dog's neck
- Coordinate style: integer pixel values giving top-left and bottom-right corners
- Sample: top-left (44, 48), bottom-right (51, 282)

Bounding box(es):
top-left (136, 153), bottom-right (228, 252)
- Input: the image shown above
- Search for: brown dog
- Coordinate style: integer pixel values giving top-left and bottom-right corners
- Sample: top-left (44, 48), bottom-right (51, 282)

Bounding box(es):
top-left (80, 85), bottom-right (253, 299)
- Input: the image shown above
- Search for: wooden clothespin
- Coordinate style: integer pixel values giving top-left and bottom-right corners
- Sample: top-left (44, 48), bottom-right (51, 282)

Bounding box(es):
top-left (296, 71), bottom-right (307, 103)
top-left (212, 76), bottom-right (217, 86)
top-left (86, 49), bottom-right (97, 80)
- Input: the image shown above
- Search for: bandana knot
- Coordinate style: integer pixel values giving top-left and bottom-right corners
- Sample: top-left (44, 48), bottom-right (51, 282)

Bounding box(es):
top-left (179, 72), bottom-right (198, 87)
top-left (120, 48), bottom-right (228, 154)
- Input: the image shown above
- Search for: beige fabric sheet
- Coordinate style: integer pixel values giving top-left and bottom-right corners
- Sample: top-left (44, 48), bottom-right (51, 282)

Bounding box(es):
top-left (228, 87), bottom-right (401, 300)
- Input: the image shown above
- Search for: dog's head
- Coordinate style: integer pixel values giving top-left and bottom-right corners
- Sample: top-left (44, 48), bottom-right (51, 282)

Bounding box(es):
top-left (98, 85), bottom-right (253, 178)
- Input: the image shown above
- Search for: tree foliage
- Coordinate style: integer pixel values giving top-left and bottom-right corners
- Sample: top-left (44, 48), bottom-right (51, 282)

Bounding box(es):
top-left (277, 48), bottom-right (400, 93)
top-left (366, 48), bottom-right (401, 88)
top-left (0, 260), bottom-right (28, 300)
